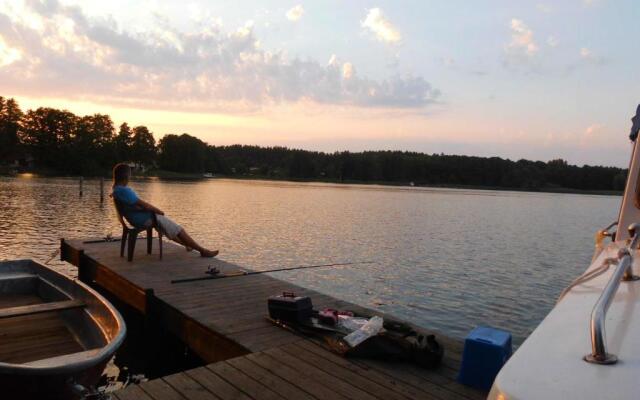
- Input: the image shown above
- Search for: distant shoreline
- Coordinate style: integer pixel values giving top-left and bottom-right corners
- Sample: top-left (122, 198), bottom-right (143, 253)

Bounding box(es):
top-left (1, 168), bottom-right (623, 196)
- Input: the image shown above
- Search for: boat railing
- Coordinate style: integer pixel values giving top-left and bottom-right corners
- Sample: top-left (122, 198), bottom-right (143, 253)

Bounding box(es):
top-left (600, 221), bottom-right (618, 239)
top-left (584, 223), bottom-right (640, 364)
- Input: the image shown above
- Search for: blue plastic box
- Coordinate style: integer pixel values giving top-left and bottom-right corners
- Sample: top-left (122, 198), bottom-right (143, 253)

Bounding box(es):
top-left (457, 326), bottom-right (512, 390)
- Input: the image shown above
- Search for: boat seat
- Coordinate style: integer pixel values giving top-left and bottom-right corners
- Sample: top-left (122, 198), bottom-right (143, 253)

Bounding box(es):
top-left (0, 299), bottom-right (85, 319)
top-left (0, 273), bottom-right (38, 282)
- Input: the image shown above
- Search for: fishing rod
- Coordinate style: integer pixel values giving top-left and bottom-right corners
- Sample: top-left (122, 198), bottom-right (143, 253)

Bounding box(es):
top-left (170, 261), bottom-right (374, 284)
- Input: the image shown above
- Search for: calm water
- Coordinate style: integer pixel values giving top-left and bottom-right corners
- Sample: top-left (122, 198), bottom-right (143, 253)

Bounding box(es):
top-left (0, 176), bottom-right (620, 345)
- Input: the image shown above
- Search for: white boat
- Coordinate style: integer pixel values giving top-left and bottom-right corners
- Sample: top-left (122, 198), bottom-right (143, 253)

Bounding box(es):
top-left (0, 259), bottom-right (126, 399)
top-left (489, 107), bottom-right (640, 399)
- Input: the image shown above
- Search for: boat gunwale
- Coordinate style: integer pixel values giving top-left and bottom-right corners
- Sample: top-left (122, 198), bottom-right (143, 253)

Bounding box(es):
top-left (0, 259), bottom-right (126, 375)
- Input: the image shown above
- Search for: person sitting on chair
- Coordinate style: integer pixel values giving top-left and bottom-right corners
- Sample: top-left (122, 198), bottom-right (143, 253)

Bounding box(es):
top-left (111, 163), bottom-right (219, 258)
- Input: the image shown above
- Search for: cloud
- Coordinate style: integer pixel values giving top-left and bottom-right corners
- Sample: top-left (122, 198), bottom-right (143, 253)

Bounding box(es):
top-left (286, 5), bottom-right (304, 22)
top-left (578, 47), bottom-right (605, 65)
top-left (342, 62), bottom-right (354, 79)
top-left (0, 1), bottom-right (439, 111)
top-left (361, 8), bottom-right (401, 44)
top-left (585, 124), bottom-right (603, 136)
top-left (580, 123), bottom-right (606, 147)
top-left (0, 36), bottom-right (21, 67)
top-left (506, 19), bottom-right (538, 57)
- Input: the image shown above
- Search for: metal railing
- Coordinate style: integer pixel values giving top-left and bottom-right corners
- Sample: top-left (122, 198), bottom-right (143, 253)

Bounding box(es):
top-left (600, 221), bottom-right (618, 239)
top-left (584, 223), bottom-right (640, 364)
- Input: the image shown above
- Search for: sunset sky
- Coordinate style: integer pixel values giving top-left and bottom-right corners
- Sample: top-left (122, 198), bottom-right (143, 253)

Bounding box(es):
top-left (1, 0), bottom-right (639, 167)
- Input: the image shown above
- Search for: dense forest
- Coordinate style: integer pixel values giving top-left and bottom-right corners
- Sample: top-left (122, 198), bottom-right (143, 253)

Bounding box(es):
top-left (0, 96), bottom-right (627, 192)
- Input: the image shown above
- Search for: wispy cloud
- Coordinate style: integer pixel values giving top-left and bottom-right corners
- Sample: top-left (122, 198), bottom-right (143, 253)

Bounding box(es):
top-left (579, 47), bottom-right (605, 65)
top-left (0, 0), bottom-right (438, 111)
top-left (361, 8), bottom-right (401, 44)
top-left (286, 5), bottom-right (304, 22)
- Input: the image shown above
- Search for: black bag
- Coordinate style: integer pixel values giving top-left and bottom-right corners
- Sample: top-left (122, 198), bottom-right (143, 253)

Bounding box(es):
top-left (267, 292), bottom-right (313, 323)
top-left (346, 333), bottom-right (444, 369)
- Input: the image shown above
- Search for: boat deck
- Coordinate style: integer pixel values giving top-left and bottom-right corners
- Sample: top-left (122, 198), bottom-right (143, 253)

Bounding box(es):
top-left (0, 294), bottom-right (84, 364)
top-left (60, 238), bottom-right (486, 400)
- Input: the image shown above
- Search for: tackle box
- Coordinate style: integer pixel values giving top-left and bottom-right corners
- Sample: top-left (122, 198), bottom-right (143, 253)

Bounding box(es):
top-left (268, 292), bottom-right (313, 322)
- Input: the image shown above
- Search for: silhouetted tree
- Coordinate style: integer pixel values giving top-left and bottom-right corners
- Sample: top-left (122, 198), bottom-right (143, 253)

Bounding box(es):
top-left (158, 133), bottom-right (208, 173)
top-left (1, 94), bottom-right (628, 190)
top-left (131, 125), bottom-right (156, 166)
top-left (19, 107), bottom-right (78, 171)
top-left (0, 97), bottom-right (23, 162)
top-left (115, 122), bottom-right (133, 162)
top-left (73, 114), bottom-right (116, 174)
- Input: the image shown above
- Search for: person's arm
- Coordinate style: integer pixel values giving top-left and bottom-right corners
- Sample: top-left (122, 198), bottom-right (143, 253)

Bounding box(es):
top-left (135, 199), bottom-right (164, 215)
top-left (116, 187), bottom-right (165, 215)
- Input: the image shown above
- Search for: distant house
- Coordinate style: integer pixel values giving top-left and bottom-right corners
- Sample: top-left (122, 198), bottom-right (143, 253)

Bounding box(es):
top-left (4, 150), bottom-right (34, 170)
top-left (122, 161), bottom-right (149, 173)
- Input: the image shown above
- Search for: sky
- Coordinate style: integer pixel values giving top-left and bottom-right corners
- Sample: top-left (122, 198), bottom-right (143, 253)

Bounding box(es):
top-left (1, 0), bottom-right (639, 167)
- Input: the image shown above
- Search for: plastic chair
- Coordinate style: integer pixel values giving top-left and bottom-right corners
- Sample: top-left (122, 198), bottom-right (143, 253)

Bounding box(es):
top-left (113, 198), bottom-right (163, 261)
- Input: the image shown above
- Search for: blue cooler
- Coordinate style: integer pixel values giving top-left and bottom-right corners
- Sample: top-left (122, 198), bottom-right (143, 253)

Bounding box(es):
top-left (457, 326), bottom-right (512, 390)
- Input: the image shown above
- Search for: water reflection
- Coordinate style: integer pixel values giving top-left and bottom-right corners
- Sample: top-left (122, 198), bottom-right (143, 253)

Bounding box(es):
top-left (0, 176), bottom-right (620, 344)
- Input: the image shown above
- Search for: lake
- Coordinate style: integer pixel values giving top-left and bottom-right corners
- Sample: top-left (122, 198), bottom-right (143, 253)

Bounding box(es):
top-left (0, 175), bottom-right (620, 345)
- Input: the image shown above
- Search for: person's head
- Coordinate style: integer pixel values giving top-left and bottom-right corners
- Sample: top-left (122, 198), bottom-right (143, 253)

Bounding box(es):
top-left (112, 163), bottom-right (131, 187)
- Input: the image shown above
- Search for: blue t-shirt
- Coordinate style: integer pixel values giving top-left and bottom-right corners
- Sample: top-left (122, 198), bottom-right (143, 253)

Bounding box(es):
top-left (112, 185), bottom-right (152, 228)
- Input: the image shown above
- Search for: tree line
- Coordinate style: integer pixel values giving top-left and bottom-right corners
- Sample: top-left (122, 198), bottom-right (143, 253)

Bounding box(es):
top-left (0, 96), bottom-right (627, 191)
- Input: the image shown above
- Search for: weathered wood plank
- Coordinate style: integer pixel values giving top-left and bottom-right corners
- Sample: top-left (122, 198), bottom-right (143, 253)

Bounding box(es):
top-left (0, 299), bottom-right (85, 319)
top-left (264, 347), bottom-right (379, 400)
top-left (163, 372), bottom-right (220, 400)
top-left (111, 384), bottom-right (155, 400)
top-left (246, 351), bottom-right (350, 400)
top-left (185, 366), bottom-right (253, 400)
top-left (281, 342), bottom-right (413, 400)
top-left (207, 362), bottom-right (281, 400)
top-left (296, 340), bottom-right (436, 400)
top-left (139, 378), bottom-right (186, 400)
top-left (226, 356), bottom-right (316, 400)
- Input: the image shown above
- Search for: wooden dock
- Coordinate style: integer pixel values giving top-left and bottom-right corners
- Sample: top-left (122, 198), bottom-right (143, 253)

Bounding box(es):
top-left (60, 238), bottom-right (486, 400)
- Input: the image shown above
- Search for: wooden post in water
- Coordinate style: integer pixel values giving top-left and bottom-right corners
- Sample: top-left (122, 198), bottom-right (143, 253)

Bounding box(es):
top-left (100, 178), bottom-right (104, 203)
top-left (79, 176), bottom-right (83, 197)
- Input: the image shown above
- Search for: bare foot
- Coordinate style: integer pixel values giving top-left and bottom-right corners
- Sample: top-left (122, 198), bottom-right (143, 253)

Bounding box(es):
top-left (200, 249), bottom-right (219, 258)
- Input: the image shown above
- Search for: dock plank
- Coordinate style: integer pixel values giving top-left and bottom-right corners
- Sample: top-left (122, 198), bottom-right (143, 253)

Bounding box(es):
top-left (185, 366), bottom-right (252, 400)
top-left (207, 361), bottom-right (282, 400)
top-left (113, 384), bottom-right (155, 400)
top-left (139, 378), bottom-right (186, 400)
top-left (163, 372), bottom-right (220, 400)
top-left (226, 356), bottom-right (316, 400)
top-left (280, 342), bottom-right (412, 400)
top-left (263, 347), bottom-right (379, 400)
top-left (246, 351), bottom-right (350, 400)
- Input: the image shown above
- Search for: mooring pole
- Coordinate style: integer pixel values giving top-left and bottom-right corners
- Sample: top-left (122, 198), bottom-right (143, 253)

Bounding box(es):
top-left (100, 177), bottom-right (104, 203)
top-left (79, 176), bottom-right (84, 197)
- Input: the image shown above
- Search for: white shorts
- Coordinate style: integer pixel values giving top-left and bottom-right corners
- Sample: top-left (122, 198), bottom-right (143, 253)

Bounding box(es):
top-left (149, 215), bottom-right (183, 240)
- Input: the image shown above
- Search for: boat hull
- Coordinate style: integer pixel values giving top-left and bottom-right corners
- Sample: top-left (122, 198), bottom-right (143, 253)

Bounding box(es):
top-left (0, 259), bottom-right (126, 399)
top-left (0, 359), bottom-right (108, 399)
